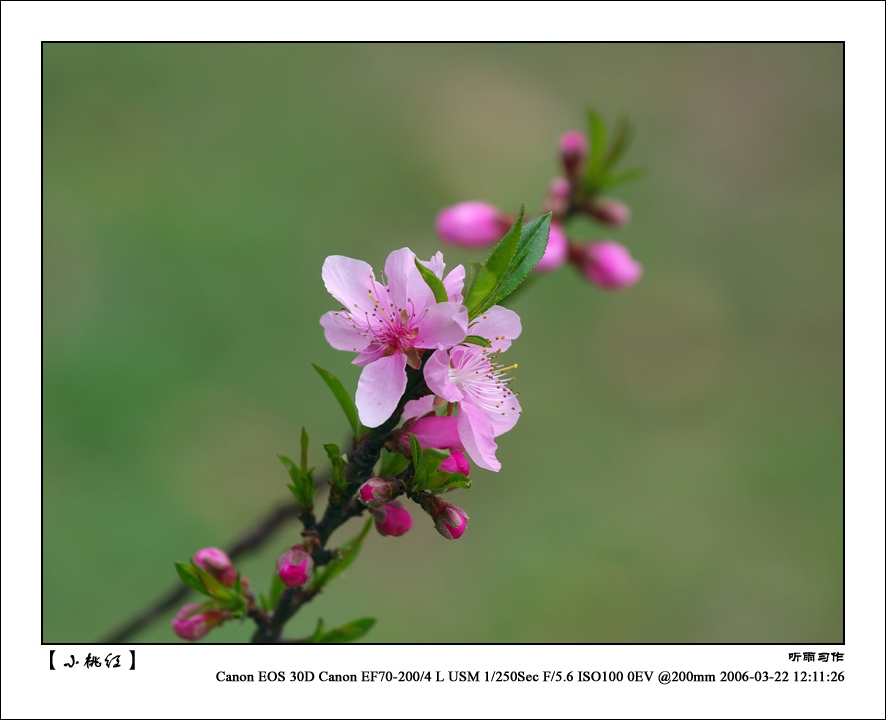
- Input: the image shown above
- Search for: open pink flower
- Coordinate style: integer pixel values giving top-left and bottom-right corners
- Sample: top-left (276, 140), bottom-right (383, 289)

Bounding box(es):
top-left (320, 248), bottom-right (469, 427)
top-left (422, 306), bottom-right (523, 472)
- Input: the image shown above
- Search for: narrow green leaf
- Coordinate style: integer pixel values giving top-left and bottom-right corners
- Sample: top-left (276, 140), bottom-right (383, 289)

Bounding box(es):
top-left (316, 618), bottom-right (376, 644)
top-left (601, 167), bottom-right (646, 188)
top-left (425, 471), bottom-right (472, 493)
top-left (491, 213), bottom-right (551, 304)
top-left (408, 433), bottom-right (422, 471)
top-left (175, 562), bottom-right (208, 595)
top-left (324, 443), bottom-right (348, 493)
top-left (300, 427), bottom-right (309, 475)
top-left (267, 572), bottom-right (285, 610)
top-left (379, 447), bottom-right (410, 477)
top-left (280, 454), bottom-right (313, 507)
top-left (413, 447), bottom-right (449, 491)
top-left (601, 116), bottom-right (632, 176)
top-left (484, 205), bottom-right (525, 279)
top-left (311, 363), bottom-right (361, 439)
top-left (464, 265), bottom-right (497, 319)
top-left (309, 618), bottom-right (325, 642)
top-left (311, 519), bottom-right (373, 589)
top-left (189, 562), bottom-right (245, 613)
top-left (414, 259), bottom-right (449, 303)
top-left (463, 335), bottom-right (491, 348)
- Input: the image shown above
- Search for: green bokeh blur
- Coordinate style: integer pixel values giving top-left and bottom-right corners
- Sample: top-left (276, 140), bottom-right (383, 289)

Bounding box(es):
top-left (43, 43), bottom-right (842, 643)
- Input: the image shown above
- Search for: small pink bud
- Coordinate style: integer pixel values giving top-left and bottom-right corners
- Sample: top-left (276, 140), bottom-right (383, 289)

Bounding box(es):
top-left (431, 500), bottom-right (469, 540)
top-left (171, 603), bottom-right (226, 641)
top-left (193, 547), bottom-right (237, 587)
top-left (439, 449), bottom-right (470, 476)
top-left (588, 199), bottom-right (631, 227)
top-left (374, 500), bottom-right (414, 537)
top-left (358, 477), bottom-right (397, 508)
top-left (574, 241), bottom-right (642, 290)
top-left (533, 222), bottom-right (568, 273)
top-left (276, 545), bottom-right (314, 588)
top-left (559, 131), bottom-right (588, 176)
top-left (436, 201), bottom-right (510, 247)
top-left (542, 177), bottom-right (571, 215)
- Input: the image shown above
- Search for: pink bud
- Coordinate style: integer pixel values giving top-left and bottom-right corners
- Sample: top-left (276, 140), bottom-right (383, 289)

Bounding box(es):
top-left (406, 415), bottom-right (464, 453)
top-left (432, 500), bottom-right (469, 540)
top-left (439, 449), bottom-right (470, 476)
top-left (574, 241), bottom-right (642, 290)
top-left (276, 545), bottom-right (314, 588)
top-left (588, 199), bottom-right (631, 227)
top-left (559, 131), bottom-right (588, 176)
top-left (171, 603), bottom-right (225, 641)
top-left (542, 177), bottom-right (571, 215)
top-left (358, 477), bottom-right (397, 508)
top-left (374, 500), bottom-right (414, 537)
top-left (533, 222), bottom-right (568, 273)
top-left (436, 202), bottom-right (510, 247)
top-left (193, 547), bottom-right (237, 587)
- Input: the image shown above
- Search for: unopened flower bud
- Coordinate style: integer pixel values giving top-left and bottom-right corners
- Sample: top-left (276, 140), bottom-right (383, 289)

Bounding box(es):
top-left (587, 198), bottom-right (630, 227)
top-left (358, 477), bottom-right (398, 508)
top-left (276, 545), bottom-right (314, 588)
top-left (171, 603), bottom-right (226, 641)
top-left (542, 177), bottom-right (571, 216)
top-left (439, 449), bottom-right (470, 476)
top-left (426, 498), bottom-right (469, 540)
top-left (573, 240), bottom-right (642, 290)
top-left (193, 547), bottom-right (237, 587)
top-left (436, 201), bottom-right (510, 247)
top-left (559, 130), bottom-right (588, 176)
top-left (533, 222), bottom-right (568, 273)
top-left (374, 500), bottom-right (414, 537)
top-left (405, 415), bottom-right (464, 453)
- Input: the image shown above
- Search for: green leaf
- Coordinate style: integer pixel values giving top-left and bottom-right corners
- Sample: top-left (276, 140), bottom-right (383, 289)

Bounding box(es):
top-left (314, 618), bottom-right (376, 644)
top-left (378, 447), bottom-right (410, 477)
top-left (412, 446), bottom-right (449, 491)
top-left (463, 208), bottom-right (552, 319)
top-left (266, 572), bottom-right (285, 611)
top-left (175, 562), bottom-right (207, 595)
top-left (279, 454), bottom-right (314, 507)
top-left (408, 433), bottom-right (422, 471)
top-left (300, 427), bottom-right (309, 475)
top-left (425, 471), bottom-right (472, 493)
top-left (311, 519), bottom-right (373, 590)
top-left (187, 562), bottom-right (246, 614)
top-left (601, 116), bottom-right (633, 175)
top-left (309, 618), bottom-right (325, 642)
top-left (311, 363), bottom-right (361, 439)
top-left (414, 259), bottom-right (449, 304)
top-left (601, 167), bottom-right (646, 188)
top-left (463, 335), bottom-right (491, 348)
top-left (324, 443), bottom-right (348, 493)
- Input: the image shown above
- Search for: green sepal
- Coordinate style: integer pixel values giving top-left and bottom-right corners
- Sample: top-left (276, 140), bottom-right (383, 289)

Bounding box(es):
top-left (310, 617), bottom-right (376, 644)
top-left (414, 259), bottom-right (449, 303)
top-left (311, 518), bottom-right (372, 590)
top-left (425, 471), bottom-right (472, 493)
top-left (175, 562), bottom-right (206, 595)
top-left (323, 443), bottom-right (348, 494)
top-left (311, 363), bottom-right (362, 439)
top-left (463, 334), bottom-right (491, 348)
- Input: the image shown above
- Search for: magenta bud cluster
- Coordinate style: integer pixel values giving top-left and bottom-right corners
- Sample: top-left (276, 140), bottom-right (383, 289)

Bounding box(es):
top-left (434, 127), bottom-right (642, 288)
top-left (276, 545), bottom-right (314, 588)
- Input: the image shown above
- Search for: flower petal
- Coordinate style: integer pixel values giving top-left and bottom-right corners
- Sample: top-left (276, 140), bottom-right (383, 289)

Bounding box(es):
top-left (356, 353), bottom-right (408, 428)
top-left (443, 264), bottom-right (465, 303)
top-left (414, 302), bottom-right (468, 350)
top-left (352, 342), bottom-right (388, 367)
top-left (457, 402), bottom-right (500, 472)
top-left (403, 394), bottom-right (436, 420)
top-left (424, 348), bottom-right (464, 402)
top-left (487, 389), bottom-right (521, 436)
top-left (467, 305), bottom-right (522, 353)
top-left (420, 251), bottom-right (446, 278)
top-left (322, 255), bottom-right (379, 315)
top-left (320, 311), bottom-right (371, 353)
top-left (384, 247), bottom-right (433, 315)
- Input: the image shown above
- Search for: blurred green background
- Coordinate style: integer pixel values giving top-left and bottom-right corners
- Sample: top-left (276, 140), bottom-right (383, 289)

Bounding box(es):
top-left (43, 43), bottom-right (842, 643)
